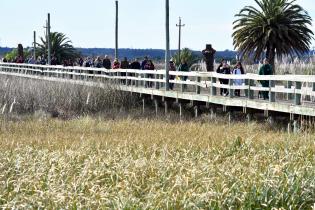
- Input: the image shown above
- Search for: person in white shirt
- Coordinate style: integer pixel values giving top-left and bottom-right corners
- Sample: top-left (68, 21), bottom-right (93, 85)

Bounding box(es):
top-left (232, 62), bottom-right (245, 96)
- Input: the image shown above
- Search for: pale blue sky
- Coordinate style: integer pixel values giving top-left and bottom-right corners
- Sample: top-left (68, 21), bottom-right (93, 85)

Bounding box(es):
top-left (0, 0), bottom-right (314, 50)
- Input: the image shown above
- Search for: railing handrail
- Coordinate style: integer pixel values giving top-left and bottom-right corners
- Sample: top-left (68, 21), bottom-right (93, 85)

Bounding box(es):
top-left (1, 62), bottom-right (315, 82)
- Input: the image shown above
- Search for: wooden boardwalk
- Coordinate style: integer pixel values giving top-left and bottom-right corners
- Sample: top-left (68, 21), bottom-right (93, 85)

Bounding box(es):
top-left (1, 63), bottom-right (315, 120)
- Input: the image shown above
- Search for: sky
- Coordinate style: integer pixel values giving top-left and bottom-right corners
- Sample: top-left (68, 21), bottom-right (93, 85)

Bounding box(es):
top-left (0, 0), bottom-right (314, 51)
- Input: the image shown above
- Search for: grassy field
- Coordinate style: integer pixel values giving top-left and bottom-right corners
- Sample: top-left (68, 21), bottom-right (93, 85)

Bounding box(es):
top-left (0, 117), bottom-right (314, 209)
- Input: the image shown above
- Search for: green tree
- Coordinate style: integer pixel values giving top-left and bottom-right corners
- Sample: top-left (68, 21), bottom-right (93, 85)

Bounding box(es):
top-left (5, 49), bottom-right (31, 62)
top-left (233, 0), bottom-right (314, 73)
top-left (37, 32), bottom-right (79, 64)
top-left (172, 48), bottom-right (200, 67)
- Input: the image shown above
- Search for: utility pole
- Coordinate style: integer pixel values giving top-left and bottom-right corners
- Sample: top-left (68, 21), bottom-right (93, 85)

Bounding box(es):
top-left (47, 13), bottom-right (51, 65)
top-left (165, 0), bottom-right (170, 91)
top-left (33, 31), bottom-right (36, 60)
top-left (176, 17), bottom-right (185, 63)
top-left (115, 1), bottom-right (119, 59)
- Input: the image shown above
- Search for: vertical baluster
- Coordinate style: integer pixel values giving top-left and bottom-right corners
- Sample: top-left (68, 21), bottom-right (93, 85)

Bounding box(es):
top-left (295, 81), bottom-right (302, 105)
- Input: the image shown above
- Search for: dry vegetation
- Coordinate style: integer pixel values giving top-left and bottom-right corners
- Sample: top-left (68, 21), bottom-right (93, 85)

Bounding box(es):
top-left (0, 75), bottom-right (314, 209)
top-left (0, 118), bottom-right (314, 209)
top-left (0, 76), bottom-right (138, 118)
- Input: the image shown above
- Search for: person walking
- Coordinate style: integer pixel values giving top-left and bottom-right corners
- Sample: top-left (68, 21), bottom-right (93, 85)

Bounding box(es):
top-left (141, 56), bottom-right (149, 70)
top-left (217, 62), bottom-right (231, 96)
top-left (113, 58), bottom-right (120, 69)
top-left (144, 59), bottom-right (155, 88)
top-left (130, 58), bottom-right (141, 69)
top-left (130, 58), bottom-right (141, 85)
top-left (103, 55), bottom-right (111, 69)
top-left (259, 58), bottom-right (273, 100)
top-left (169, 59), bottom-right (176, 90)
top-left (232, 62), bottom-right (245, 96)
top-left (120, 57), bottom-right (130, 84)
top-left (178, 59), bottom-right (189, 90)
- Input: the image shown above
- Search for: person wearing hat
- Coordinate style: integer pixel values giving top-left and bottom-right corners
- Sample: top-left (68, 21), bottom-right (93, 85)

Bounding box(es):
top-left (202, 44), bottom-right (216, 72)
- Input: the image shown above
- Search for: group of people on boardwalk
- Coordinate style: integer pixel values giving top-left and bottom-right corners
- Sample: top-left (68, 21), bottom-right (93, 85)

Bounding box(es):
top-left (1, 52), bottom-right (273, 99)
top-left (216, 58), bottom-right (273, 99)
top-left (216, 59), bottom-right (245, 97)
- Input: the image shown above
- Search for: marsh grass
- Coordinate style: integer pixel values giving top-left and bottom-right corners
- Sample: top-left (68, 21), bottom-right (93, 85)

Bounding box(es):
top-left (0, 118), bottom-right (314, 209)
top-left (0, 76), bottom-right (139, 118)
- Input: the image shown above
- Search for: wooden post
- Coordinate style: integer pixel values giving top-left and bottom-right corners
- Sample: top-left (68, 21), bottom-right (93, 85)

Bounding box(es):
top-left (196, 76), bottom-right (201, 94)
top-left (295, 81), bottom-right (302, 105)
top-left (47, 13), bottom-right (51, 65)
top-left (211, 77), bottom-right (217, 96)
top-left (287, 81), bottom-right (293, 100)
top-left (125, 70), bottom-right (129, 86)
top-left (245, 79), bottom-right (249, 97)
top-left (176, 17), bottom-right (185, 62)
top-left (228, 111), bottom-right (231, 127)
top-left (229, 79), bottom-right (234, 98)
top-left (293, 120), bottom-right (299, 133)
top-left (269, 80), bottom-right (275, 102)
top-left (181, 77), bottom-right (185, 92)
top-left (155, 73), bottom-right (160, 89)
top-left (154, 99), bottom-right (158, 116)
top-left (165, 101), bottom-right (168, 115)
top-left (287, 121), bottom-right (292, 134)
top-left (246, 113), bottom-right (252, 123)
top-left (115, 0), bottom-right (119, 59)
top-left (165, 0), bottom-right (170, 91)
top-left (33, 31), bottom-right (36, 60)
top-left (210, 107), bottom-right (216, 120)
top-left (249, 79), bottom-right (255, 99)
top-left (135, 72), bottom-right (139, 87)
top-left (179, 103), bottom-right (182, 121)
top-left (194, 106), bottom-right (198, 118)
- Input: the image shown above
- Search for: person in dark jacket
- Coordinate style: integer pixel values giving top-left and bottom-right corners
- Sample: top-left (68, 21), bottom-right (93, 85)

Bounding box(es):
top-left (259, 58), bottom-right (273, 100)
top-left (130, 58), bottom-right (141, 85)
top-left (217, 62), bottom-right (231, 96)
top-left (130, 58), bottom-right (141, 69)
top-left (103, 55), bottom-right (111, 69)
top-left (202, 44), bottom-right (216, 72)
top-left (144, 60), bottom-right (155, 88)
top-left (178, 59), bottom-right (189, 90)
top-left (169, 60), bottom-right (176, 90)
top-left (120, 57), bottom-right (129, 84)
top-left (141, 56), bottom-right (149, 70)
top-left (120, 57), bottom-right (129, 69)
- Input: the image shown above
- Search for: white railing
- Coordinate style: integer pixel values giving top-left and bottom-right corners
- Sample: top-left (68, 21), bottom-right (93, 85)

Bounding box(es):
top-left (0, 62), bottom-right (315, 106)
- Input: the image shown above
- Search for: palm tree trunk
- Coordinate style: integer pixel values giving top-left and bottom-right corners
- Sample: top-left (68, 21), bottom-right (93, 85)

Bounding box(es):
top-left (266, 45), bottom-right (276, 74)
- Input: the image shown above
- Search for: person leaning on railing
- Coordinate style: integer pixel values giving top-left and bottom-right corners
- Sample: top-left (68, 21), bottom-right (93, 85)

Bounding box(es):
top-left (258, 58), bottom-right (273, 100)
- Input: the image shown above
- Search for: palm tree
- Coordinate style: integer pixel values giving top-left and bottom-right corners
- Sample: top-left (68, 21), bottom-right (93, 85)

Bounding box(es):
top-left (172, 48), bottom-right (200, 67)
top-left (37, 32), bottom-right (79, 64)
top-left (233, 0), bottom-right (314, 73)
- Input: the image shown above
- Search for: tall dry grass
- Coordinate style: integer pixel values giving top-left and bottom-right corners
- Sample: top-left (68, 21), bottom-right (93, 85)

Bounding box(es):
top-left (0, 76), bottom-right (139, 118)
top-left (0, 118), bottom-right (314, 209)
